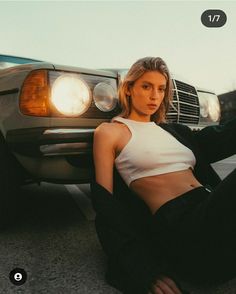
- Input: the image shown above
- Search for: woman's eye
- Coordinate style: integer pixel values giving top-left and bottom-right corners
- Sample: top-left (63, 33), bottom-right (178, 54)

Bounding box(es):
top-left (142, 84), bottom-right (150, 89)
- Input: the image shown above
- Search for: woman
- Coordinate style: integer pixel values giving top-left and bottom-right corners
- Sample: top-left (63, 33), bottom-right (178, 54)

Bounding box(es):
top-left (91, 57), bottom-right (236, 294)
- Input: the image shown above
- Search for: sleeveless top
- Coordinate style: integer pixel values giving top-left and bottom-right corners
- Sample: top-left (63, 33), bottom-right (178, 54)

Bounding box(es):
top-left (113, 116), bottom-right (196, 187)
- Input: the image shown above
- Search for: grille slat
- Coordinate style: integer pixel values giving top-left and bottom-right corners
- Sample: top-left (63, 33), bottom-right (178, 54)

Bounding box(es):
top-left (178, 92), bottom-right (198, 104)
top-left (166, 113), bottom-right (178, 123)
top-left (179, 116), bottom-right (199, 124)
top-left (179, 102), bottom-right (199, 116)
top-left (175, 80), bottom-right (197, 95)
top-left (168, 79), bottom-right (199, 125)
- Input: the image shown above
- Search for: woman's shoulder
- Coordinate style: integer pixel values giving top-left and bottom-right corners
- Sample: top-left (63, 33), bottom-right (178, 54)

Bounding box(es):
top-left (95, 120), bottom-right (123, 132)
top-left (94, 121), bottom-right (124, 141)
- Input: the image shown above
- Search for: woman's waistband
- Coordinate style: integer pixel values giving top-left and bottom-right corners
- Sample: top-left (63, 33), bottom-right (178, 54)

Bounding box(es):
top-left (153, 185), bottom-right (213, 226)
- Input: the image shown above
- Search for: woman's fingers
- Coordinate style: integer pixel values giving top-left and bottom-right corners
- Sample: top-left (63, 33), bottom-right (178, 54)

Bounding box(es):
top-left (150, 283), bottom-right (165, 294)
top-left (149, 275), bottom-right (183, 294)
top-left (159, 276), bottom-right (183, 294)
top-left (151, 279), bottom-right (175, 294)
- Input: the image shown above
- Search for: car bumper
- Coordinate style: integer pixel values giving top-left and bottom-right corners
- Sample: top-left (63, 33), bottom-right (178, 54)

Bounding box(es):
top-left (6, 127), bottom-right (94, 156)
top-left (6, 128), bottom-right (95, 183)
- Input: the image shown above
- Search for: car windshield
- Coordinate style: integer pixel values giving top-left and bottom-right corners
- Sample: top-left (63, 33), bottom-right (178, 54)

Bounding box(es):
top-left (0, 55), bottom-right (41, 70)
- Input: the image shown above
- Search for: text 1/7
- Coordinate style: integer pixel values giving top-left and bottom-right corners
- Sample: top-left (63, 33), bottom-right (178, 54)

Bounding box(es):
top-left (201, 10), bottom-right (227, 27)
top-left (208, 15), bottom-right (220, 22)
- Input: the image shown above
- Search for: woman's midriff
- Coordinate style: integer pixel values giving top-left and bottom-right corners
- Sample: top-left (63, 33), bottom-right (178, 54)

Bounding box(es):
top-left (129, 168), bottom-right (203, 215)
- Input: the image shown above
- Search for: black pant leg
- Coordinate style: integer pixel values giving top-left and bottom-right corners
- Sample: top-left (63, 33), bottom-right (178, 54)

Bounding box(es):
top-left (203, 168), bottom-right (236, 231)
top-left (152, 169), bottom-right (236, 285)
top-left (194, 168), bottom-right (236, 283)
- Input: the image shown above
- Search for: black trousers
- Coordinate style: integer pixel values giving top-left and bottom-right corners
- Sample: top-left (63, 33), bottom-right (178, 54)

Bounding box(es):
top-left (153, 168), bottom-right (236, 285)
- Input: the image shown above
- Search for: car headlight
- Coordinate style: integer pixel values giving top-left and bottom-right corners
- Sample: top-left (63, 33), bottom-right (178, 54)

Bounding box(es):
top-left (198, 92), bottom-right (221, 122)
top-left (19, 69), bottom-right (117, 117)
top-left (93, 82), bottom-right (118, 112)
top-left (51, 74), bottom-right (91, 116)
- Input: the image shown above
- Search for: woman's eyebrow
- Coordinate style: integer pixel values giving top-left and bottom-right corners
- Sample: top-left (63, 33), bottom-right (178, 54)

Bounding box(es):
top-left (142, 81), bottom-right (166, 87)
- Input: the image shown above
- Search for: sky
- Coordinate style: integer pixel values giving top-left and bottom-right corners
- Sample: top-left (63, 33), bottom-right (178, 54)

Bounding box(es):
top-left (1, 0), bottom-right (236, 95)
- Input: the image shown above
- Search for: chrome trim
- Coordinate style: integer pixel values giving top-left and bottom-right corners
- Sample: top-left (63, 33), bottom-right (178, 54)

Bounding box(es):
top-left (43, 128), bottom-right (95, 135)
top-left (0, 88), bottom-right (19, 96)
top-left (40, 142), bottom-right (91, 156)
top-left (189, 126), bottom-right (205, 131)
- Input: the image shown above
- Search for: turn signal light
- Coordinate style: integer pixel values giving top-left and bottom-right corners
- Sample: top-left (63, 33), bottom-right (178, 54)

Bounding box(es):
top-left (19, 70), bottom-right (50, 116)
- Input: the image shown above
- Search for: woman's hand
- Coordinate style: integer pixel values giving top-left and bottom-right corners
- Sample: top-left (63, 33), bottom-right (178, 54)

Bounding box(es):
top-left (148, 275), bottom-right (183, 294)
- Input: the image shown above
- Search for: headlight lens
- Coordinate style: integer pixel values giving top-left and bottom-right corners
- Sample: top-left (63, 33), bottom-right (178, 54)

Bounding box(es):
top-left (20, 70), bottom-right (50, 116)
top-left (93, 82), bottom-right (118, 112)
top-left (198, 92), bottom-right (220, 122)
top-left (51, 74), bottom-right (91, 116)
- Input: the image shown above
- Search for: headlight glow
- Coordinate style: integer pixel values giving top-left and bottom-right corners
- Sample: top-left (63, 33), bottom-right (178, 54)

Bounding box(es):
top-left (51, 74), bottom-right (91, 116)
top-left (198, 92), bottom-right (220, 122)
top-left (93, 82), bottom-right (118, 112)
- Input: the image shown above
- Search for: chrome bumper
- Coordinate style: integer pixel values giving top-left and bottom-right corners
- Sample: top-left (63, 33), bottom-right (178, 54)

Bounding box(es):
top-left (40, 128), bottom-right (94, 156)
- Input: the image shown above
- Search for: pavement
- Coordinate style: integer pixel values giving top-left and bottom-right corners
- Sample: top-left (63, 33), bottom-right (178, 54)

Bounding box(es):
top-left (0, 155), bottom-right (235, 293)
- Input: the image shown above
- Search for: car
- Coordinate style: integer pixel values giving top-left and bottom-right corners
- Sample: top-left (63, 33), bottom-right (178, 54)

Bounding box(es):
top-left (0, 54), bottom-right (221, 224)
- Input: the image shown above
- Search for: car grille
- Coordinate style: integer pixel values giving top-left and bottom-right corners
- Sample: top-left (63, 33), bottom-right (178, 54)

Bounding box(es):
top-left (166, 79), bottom-right (200, 125)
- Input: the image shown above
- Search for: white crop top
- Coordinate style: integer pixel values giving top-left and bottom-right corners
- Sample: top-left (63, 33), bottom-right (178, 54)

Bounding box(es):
top-left (113, 117), bottom-right (196, 187)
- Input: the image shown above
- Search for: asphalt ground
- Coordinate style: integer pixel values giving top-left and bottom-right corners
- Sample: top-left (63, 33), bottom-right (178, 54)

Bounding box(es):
top-left (0, 155), bottom-right (235, 293)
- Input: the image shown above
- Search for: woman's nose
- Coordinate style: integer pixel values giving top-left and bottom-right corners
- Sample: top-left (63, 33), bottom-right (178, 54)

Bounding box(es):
top-left (151, 88), bottom-right (160, 99)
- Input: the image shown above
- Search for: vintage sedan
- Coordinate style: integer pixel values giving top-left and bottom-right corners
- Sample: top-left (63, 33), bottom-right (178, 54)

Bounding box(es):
top-left (0, 55), bottom-right (220, 224)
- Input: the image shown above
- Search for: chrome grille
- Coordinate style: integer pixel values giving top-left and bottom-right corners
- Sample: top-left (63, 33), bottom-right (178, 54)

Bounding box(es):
top-left (179, 102), bottom-right (199, 116)
top-left (167, 79), bottom-right (200, 125)
top-left (175, 80), bottom-right (197, 95)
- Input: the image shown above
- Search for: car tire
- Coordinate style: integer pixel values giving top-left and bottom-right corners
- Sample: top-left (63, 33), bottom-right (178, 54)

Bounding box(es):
top-left (0, 134), bottom-right (21, 228)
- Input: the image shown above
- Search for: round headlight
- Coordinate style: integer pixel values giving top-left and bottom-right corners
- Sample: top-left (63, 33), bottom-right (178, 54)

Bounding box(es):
top-left (199, 96), bottom-right (209, 118)
top-left (51, 74), bottom-right (91, 116)
top-left (199, 92), bottom-right (220, 122)
top-left (93, 82), bottom-right (117, 112)
top-left (208, 95), bottom-right (221, 121)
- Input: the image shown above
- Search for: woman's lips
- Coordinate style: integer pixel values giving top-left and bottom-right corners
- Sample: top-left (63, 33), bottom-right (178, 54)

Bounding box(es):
top-left (147, 104), bottom-right (157, 108)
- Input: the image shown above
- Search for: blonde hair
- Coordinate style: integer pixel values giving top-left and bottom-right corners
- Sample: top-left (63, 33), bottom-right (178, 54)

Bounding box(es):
top-left (117, 57), bottom-right (173, 123)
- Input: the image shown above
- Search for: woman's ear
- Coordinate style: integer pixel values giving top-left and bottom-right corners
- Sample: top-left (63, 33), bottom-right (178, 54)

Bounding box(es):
top-left (126, 90), bottom-right (131, 96)
top-left (126, 85), bottom-right (131, 96)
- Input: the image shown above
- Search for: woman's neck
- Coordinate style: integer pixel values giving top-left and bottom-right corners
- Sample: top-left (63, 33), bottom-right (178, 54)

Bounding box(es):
top-left (127, 114), bottom-right (151, 123)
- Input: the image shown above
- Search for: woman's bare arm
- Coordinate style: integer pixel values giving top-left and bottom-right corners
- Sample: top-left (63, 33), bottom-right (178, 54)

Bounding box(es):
top-left (93, 122), bottom-right (117, 194)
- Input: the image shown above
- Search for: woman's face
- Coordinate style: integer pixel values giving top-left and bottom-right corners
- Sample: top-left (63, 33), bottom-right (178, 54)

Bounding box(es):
top-left (127, 71), bottom-right (167, 120)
